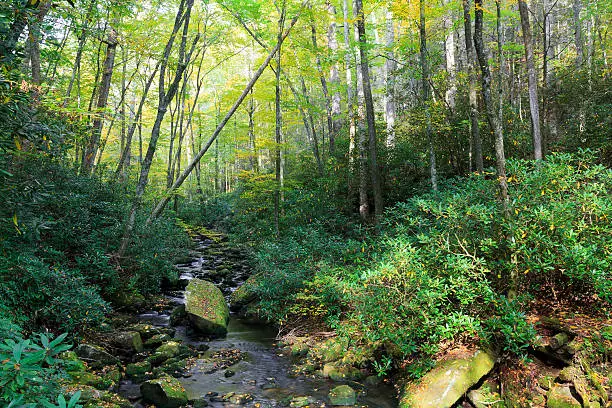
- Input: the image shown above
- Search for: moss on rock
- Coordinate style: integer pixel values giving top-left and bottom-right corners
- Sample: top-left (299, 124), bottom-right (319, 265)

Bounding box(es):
top-left (185, 278), bottom-right (229, 336)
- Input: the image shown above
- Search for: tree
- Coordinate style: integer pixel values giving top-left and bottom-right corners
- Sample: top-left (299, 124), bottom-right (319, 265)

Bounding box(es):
top-left (119, 0), bottom-right (199, 257)
top-left (419, 0), bottom-right (437, 191)
top-left (474, 0), bottom-right (509, 214)
top-left (518, 0), bottom-right (542, 160)
top-left (462, 0), bottom-right (483, 173)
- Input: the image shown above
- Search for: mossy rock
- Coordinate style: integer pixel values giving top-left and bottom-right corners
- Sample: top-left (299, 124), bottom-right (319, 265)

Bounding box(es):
top-left (311, 337), bottom-right (348, 363)
top-left (140, 375), bottom-right (188, 408)
top-left (148, 341), bottom-right (184, 366)
top-left (185, 278), bottom-right (229, 336)
top-left (229, 274), bottom-right (260, 310)
top-left (126, 361), bottom-right (152, 381)
top-left (546, 385), bottom-right (581, 408)
top-left (144, 333), bottom-right (172, 348)
top-left (329, 385), bottom-right (356, 406)
top-left (170, 304), bottom-right (187, 327)
top-left (75, 344), bottom-right (120, 369)
top-left (112, 291), bottom-right (146, 312)
top-left (400, 349), bottom-right (496, 408)
top-left (112, 331), bottom-right (143, 353)
top-left (322, 363), bottom-right (364, 381)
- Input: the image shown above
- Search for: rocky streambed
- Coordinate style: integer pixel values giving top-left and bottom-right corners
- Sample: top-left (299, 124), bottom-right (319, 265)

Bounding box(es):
top-left (64, 230), bottom-right (397, 408)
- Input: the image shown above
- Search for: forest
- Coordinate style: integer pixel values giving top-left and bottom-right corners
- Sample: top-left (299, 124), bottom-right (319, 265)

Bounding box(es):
top-left (0, 0), bottom-right (610, 407)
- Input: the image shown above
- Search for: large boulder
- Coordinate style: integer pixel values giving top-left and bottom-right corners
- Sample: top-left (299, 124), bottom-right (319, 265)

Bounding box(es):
top-left (546, 385), bottom-right (581, 408)
top-left (400, 349), bottom-right (496, 408)
top-left (111, 331), bottom-right (143, 354)
top-left (140, 375), bottom-right (188, 408)
top-left (329, 385), bottom-right (357, 406)
top-left (185, 278), bottom-right (229, 336)
top-left (75, 344), bottom-right (120, 369)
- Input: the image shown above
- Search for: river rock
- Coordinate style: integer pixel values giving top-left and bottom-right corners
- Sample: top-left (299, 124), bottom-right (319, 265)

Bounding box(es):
top-left (185, 278), bottom-right (229, 336)
top-left (144, 333), bottom-right (172, 348)
top-left (290, 396), bottom-right (316, 407)
top-left (140, 375), bottom-right (188, 408)
top-left (112, 331), bottom-right (144, 353)
top-left (399, 349), bottom-right (496, 408)
top-left (329, 385), bottom-right (356, 406)
top-left (75, 344), bottom-right (120, 368)
top-left (126, 361), bottom-right (152, 381)
top-left (546, 385), bottom-right (581, 408)
top-left (229, 274), bottom-right (260, 311)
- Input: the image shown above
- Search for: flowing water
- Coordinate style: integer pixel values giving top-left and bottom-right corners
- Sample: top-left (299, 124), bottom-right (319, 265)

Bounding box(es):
top-left (136, 234), bottom-right (397, 407)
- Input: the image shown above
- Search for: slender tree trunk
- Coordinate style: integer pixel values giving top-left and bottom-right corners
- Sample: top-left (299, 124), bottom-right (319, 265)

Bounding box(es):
top-left (518, 0), bottom-right (542, 160)
top-left (27, 2), bottom-right (51, 85)
top-left (474, 0), bottom-right (509, 216)
top-left (384, 9), bottom-right (396, 149)
top-left (118, 0), bottom-right (198, 257)
top-left (343, 0), bottom-right (357, 203)
top-left (310, 16), bottom-right (334, 156)
top-left (463, 0), bottom-right (483, 173)
top-left (82, 26), bottom-right (118, 173)
top-left (299, 76), bottom-right (324, 174)
top-left (114, 62), bottom-right (161, 179)
top-left (148, 6), bottom-right (303, 221)
top-left (274, 2), bottom-right (287, 238)
top-left (64, 0), bottom-right (96, 106)
top-left (353, 0), bottom-right (369, 220)
top-left (443, 1), bottom-right (456, 115)
top-left (420, 0), bottom-right (438, 191)
top-left (573, 0), bottom-right (583, 67)
top-left (328, 1), bottom-right (342, 154)
top-left (355, 0), bottom-right (383, 218)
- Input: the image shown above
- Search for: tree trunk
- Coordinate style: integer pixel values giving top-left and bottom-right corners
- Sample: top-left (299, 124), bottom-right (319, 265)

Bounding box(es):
top-left (82, 26), bottom-right (118, 173)
top-left (420, 0), bottom-right (438, 191)
top-left (118, 0), bottom-right (198, 257)
top-left (148, 7), bottom-right (303, 221)
top-left (462, 0), bottom-right (483, 173)
top-left (343, 0), bottom-right (357, 203)
top-left (353, 0), bottom-right (369, 220)
top-left (328, 1), bottom-right (342, 155)
top-left (443, 1), bottom-right (457, 115)
top-left (518, 0), bottom-right (542, 160)
top-left (474, 0), bottom-right (509, 216)
top-left (114, 62), bottom-right (161, 179)
top-left (274, 2), bottom-right (286, 238)
top-left (573, 0), bottom-right (583, 67)
top-left (384, 9), bottom-right (396, 149)
top-left (310, 15), bottom-right (334, 157)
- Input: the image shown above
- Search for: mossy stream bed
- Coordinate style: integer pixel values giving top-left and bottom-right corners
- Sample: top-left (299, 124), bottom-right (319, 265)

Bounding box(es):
top-left (123, 233), bottom-right (397, 407)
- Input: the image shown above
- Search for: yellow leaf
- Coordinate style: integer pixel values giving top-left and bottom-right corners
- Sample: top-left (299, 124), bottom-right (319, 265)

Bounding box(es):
top-left (14, 138), bottom-right (21, 151)
top-left (12, 213), bottom-right (18, 226)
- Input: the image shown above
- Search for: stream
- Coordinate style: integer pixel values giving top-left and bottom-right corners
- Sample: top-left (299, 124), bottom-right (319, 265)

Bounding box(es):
top-left (131, 234), bottom-right (397, 407)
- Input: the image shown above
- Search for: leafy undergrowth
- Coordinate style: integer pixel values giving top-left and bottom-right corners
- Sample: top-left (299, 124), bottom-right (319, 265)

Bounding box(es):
top-left (196, 151), bottom-right (611, 379)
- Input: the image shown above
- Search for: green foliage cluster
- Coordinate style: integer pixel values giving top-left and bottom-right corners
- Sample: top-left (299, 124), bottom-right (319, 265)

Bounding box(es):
top-left (202, 151), bottom-right (611, 374)
top-left (0, 82), bottom-right (190, 335)
top-left (0, 331), bottom-right (81, 407)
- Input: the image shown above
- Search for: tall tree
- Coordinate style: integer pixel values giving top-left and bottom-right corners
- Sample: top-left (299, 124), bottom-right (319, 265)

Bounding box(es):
top-left (355, 0), bottom-right (383, 219)
top-left (384, 9), bottom-right (396, 149)
top-left (419, 0), bottom-right (437, 191)
top-left (462, 0), bottom-right (483, 173)
top-left (148, 3), bottom-right (304, 221)
top-left (118, 0), bottom-right (198, 257)
top-left (518, 0), bottom-right (543, 160)
top-left (82, 25), bottom-right (118, 173)
top-left (474, 0), bottom-right (509, 215)
top-left (274, 1), bottom-right (287, 238)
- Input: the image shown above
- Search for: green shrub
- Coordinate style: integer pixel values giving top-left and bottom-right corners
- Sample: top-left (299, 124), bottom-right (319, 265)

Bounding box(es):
top-left (0, 333), bottom-right (76, 405)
